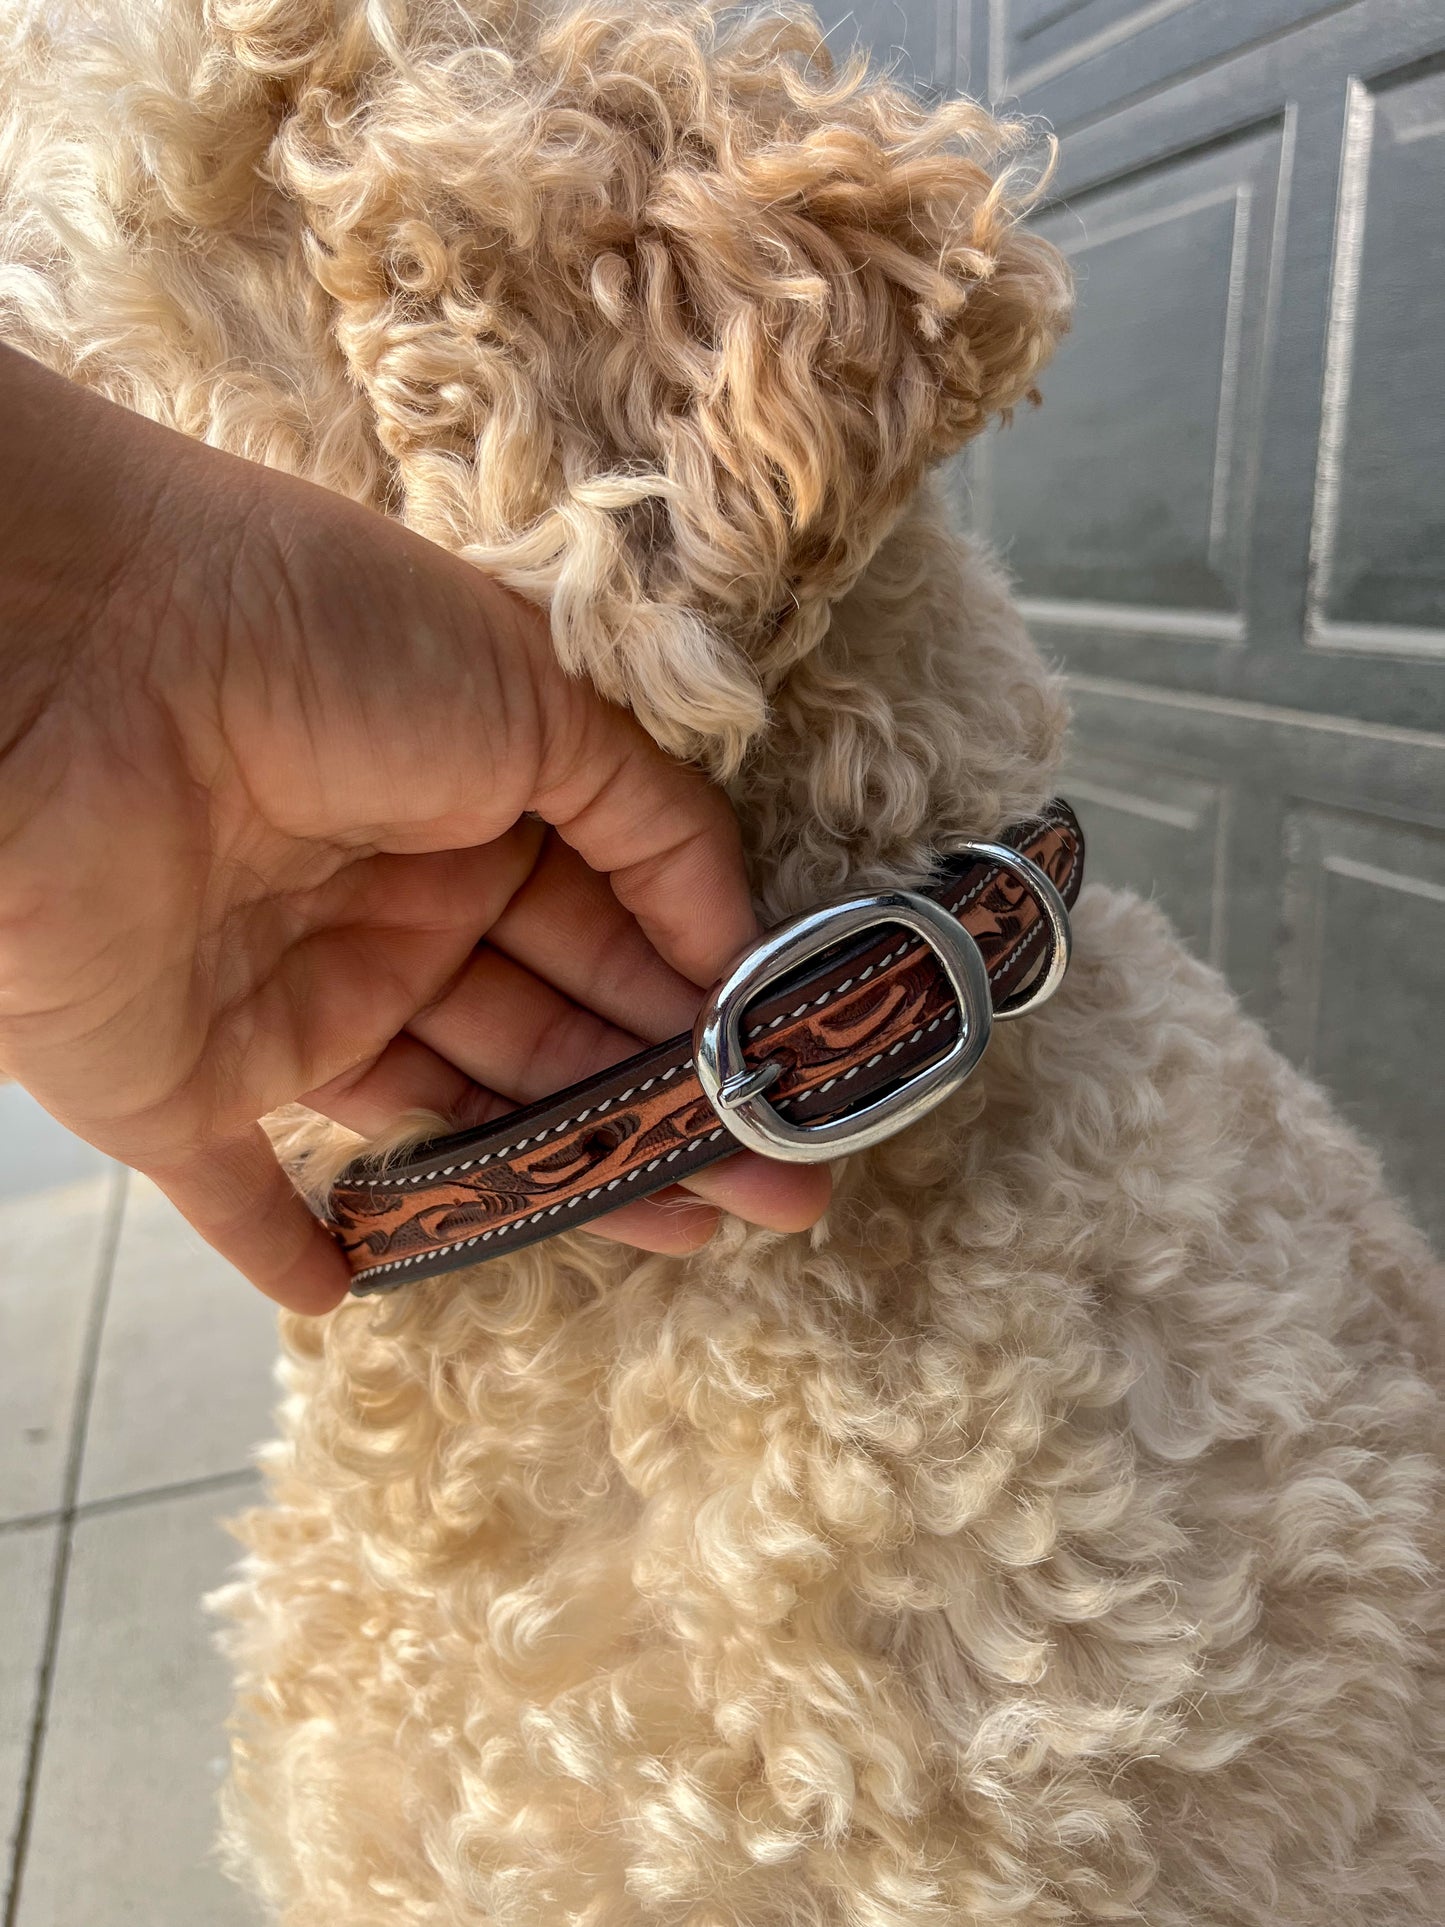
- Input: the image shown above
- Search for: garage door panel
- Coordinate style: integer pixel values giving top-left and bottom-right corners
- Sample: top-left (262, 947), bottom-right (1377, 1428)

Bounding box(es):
top-left (1309, 58), bottom-right (1445, 652)
top-left (1062, 752), bottom-right (1229, 962)
top-left (810, 0), bottom-right (1445, 1241)
top-left (979, 122), bottom-right (1284, 629)
top-left (987, 0), bottom-right (1352, 127)
top-left (1277, 808), bottom-right (1445, 1239)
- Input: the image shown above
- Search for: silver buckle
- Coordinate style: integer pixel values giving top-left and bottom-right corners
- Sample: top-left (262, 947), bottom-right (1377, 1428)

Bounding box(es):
top-left (692, 890), bottom-right (993, 1163)
top-left (692, 841), bottom-right (1073, 1164)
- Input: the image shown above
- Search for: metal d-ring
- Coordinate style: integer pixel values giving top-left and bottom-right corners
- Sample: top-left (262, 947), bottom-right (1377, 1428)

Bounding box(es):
top-left (938, 839), bottom-right (1073, 1019)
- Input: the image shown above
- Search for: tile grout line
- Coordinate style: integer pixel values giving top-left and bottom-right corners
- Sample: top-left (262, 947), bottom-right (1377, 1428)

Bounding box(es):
top-left (74, 1465), bottom-right (262, 1524)
top-left (0, 1512), bottom-right (59, 1541)
top-left (3, 1165), bottom-right (129, 1927)
top-left (0, 1466), bottom-right (263, 1542)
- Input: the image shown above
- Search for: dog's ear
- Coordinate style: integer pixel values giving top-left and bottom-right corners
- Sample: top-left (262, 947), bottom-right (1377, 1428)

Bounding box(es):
top-left (635, 60), bottom-right (1071, 655)
top-left (14, 1), bottom-right (1059, 770)
top-left (235, 5), bottom-right (1073, 769)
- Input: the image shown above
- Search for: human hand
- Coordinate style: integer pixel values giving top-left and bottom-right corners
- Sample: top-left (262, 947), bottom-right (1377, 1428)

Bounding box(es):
top-left (0, 345), bottom-right (828, 1313)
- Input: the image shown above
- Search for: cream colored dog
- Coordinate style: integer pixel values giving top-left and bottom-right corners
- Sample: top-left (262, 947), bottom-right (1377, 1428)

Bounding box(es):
top-left (3, 2), bottom-right (1441, 1920)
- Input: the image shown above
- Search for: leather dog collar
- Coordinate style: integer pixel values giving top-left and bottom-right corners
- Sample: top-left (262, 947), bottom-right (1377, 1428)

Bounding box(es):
top-left (327, 800), bottom-right (1084, 1293)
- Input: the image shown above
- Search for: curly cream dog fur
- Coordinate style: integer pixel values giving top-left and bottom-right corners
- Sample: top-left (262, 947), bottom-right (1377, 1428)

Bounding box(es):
top-left (3, 2), bottom-right (1441, 1922)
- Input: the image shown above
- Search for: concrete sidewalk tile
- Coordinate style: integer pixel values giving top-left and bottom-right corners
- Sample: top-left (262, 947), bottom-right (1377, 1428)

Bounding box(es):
top-left (13, 1485), bottom-right (262, 1927)
top-left (0, 1175), bottom-right (113, 1524)
top-left (79, 1179), bottom-right (279, 1507)
top-left (1, 1522), bottom-right (58, 1886)
top-left (0, 1087), bottom-right (108, 1206)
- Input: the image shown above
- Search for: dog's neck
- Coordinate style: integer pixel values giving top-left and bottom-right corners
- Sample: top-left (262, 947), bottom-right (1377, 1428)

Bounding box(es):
top-left (724, 480), bottom-right (1067, 925)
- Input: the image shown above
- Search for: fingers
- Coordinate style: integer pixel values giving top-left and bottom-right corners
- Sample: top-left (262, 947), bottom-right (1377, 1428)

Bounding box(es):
top-left (567, 1189), bottom-right (719, 1256)
top-left (680, 1149), bottom-right (833, 1233)
top-left (487, 831), bottom-right (704, 1041)
top-left (526, 667), bottom-right (758, 990)
top-left (408, 944), bottom-right (644, 1106)
top-left (233, 833), bottom-right (544, 1109)
top-left (404, 944), bottom-right (830, 1222)
top-left (304, 1032), bottom-right (505, 1137)
top-left (405, 941), bottom-right (830, 1234)
top-left (143, 1126), bottom-right (351, 1316)
top-left (311, 954), bottom-right (830, 1240)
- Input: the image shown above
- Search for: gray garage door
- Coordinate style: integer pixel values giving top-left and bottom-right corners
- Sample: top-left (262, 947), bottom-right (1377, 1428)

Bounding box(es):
top-left (815, 0), bottom-right (1445, 1244)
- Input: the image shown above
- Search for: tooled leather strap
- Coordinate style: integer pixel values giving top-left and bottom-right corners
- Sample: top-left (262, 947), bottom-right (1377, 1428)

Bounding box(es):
top-left (328, 801), bottom-right (1085, 1293)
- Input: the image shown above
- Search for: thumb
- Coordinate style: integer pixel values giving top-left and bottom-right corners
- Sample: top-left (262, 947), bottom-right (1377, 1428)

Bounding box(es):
top-left (527, 665), bottom-right (759, 990)
top-left (144, 1127), bottom-right (350, 1316)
